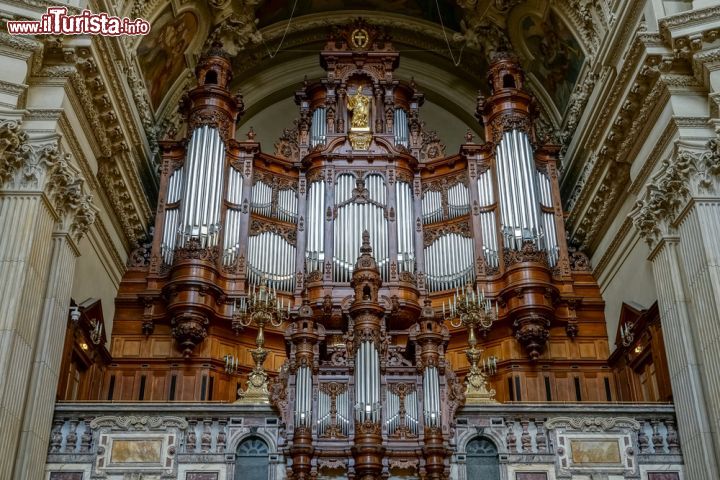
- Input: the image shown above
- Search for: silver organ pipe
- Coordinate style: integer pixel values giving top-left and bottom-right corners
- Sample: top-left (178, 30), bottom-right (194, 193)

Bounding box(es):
top-left (294, 366), bottom-right (312, 427)
top-left (386, 388), bottom-right (419, 436)
top-left (310, 107), bottom-right (327, 147)
top-left (538, 171), bottom-right (558, 266)
top-left (422, 190), bottom-right (442, 224)
top-left (447, 183), bottom-right (470, 219)
top-left (424, 233), bottom-right (475, 292)
top-left (355, 340), bottom-right (380, 423)
top-left (305, 181), bottom-right (325, 273)
top-left (423, 366), bottom-right (440, 428)
top-left (251, 180), bottom-right (272, 217)
top-left (396, 181), bottom-right (415, 273)
top-left (178, 126), bottom-right (225, 248)
top-left (318, 389), bottom-right (330, 434)
top-left (277, 189), bottom-right (299, 223)
top-left (477, 169), bottom-right (499, 269)
top-left (317, 386), bottom-right (350, 437)
top-left (247, 232), bottom-right (296, 291)
top-left (333, 174), bottom-right (389, 282)
top-left (496, 129), bottom-right (542, 250)
top-left (161, 166), bottom-right (183, 264)
top-left (222, 167), bottom-right (244, 266)
top-left (393, 108), bottom-right (409, 147)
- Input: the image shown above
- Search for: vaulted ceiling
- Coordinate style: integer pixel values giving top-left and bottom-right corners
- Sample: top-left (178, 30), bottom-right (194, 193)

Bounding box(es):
top-left (129, 0), bottom-right (592, 158)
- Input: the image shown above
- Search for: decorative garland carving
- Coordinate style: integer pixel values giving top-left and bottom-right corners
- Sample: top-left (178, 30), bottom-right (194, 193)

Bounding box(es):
top-left (421, 171), bottom-right (468, 194)
top-left (253, 169), bottom-right (298, 192)
top-left (423, 220), bottom-right (472, 247)
top-left (250, 218), bottom-right (297, 246)
top-left (269, 362), bottom-right (291, 427)
top-left (127, 228), bottom-right (154, 268)
top-left (319, 382), bottom-right (349, 438)
top-left (274, 125), bottom-right (300, 161)
top-left (487, 113), bottom-right (532, 143)
top-left (503, 241), bottom-right (549, 268)
top-left (420, 128), bottom-right (446, 162)
top-left (568, 247), bottom-right (592, 271)
top-left (187, 109), bottom-right (234, 143)
top-left (173, 239), bottom-right (220, 263)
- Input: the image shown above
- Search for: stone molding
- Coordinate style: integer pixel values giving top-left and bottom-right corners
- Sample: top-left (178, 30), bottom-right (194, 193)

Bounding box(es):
top-left (630, 138), bottom-right (720, 247)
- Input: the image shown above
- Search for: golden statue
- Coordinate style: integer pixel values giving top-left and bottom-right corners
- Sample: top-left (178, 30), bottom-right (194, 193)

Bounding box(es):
top-left (347, 89), bottom-right (370, 131)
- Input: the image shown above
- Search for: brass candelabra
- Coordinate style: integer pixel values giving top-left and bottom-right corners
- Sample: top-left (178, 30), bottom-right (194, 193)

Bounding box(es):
top-left (232, 280), bottom-right (289, 403)
top-left (444, 285), bottom-right (499, 404)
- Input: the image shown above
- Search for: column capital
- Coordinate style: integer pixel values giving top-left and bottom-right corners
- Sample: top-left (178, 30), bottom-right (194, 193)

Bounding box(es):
top-left (630, 136), bottom-right (720, 248)
top-left (0, 127), bottom-right (97, 244)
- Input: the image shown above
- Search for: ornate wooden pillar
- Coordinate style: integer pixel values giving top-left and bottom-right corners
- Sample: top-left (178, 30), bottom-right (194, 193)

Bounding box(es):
top-left (414, 300), bottom-right (451, 479)
top-left (287, 300), bottom-right (322, 479)
top-left (349, 232), bottom-right (385, 480)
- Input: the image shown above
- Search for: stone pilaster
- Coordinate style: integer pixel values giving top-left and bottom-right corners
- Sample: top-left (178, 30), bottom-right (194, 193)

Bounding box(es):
top-left (630, 139), bottom-right (720, 479)
top-left (0, 130), bottom-right (96, 478)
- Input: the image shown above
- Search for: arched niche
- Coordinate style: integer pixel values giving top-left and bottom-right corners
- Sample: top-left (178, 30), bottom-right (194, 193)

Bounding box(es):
top-left (466, 436), bottom-right (501, 480)
top-left (234, 436), bottom-right (270, 480)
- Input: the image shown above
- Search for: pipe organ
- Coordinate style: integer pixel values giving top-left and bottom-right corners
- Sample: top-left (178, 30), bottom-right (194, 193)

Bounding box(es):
top-left (104, 22), bottom-right (614, 480)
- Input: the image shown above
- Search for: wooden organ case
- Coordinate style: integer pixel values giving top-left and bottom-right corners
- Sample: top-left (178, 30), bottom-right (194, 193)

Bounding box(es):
top-left (96, 22), bottom-right (615, 480)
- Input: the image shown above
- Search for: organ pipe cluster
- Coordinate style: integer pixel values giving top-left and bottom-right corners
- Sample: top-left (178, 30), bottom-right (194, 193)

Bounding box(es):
top-left (355, 340), bottom-right (381, 423)
top-left (294, 365), bottom-right (313, 427)
top-left (178, 126), bottom-right (225, 248)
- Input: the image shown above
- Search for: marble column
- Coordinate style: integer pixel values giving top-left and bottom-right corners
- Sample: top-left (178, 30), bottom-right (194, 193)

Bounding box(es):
top-left (631, 140), bottom-right (720, 479)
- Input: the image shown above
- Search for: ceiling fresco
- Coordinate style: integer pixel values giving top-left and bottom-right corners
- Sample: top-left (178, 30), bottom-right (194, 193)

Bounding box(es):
top-left (255, 0), bottom-right (464, 30)
top-left (136, 6), bottom-right (198, 109)
top-left (520, 9), bottom-right (584, 113)
top-left (131, 1), bottom-right (592, 148)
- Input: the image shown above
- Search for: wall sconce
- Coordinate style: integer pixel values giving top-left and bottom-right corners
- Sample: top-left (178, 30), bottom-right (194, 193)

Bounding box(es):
top-left (69, 306), bottom-right (81, 324)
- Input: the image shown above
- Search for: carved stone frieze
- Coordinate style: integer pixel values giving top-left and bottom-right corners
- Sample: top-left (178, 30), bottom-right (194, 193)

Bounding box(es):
top-left (98, 159), bottom-right (146, 246)
top-left (545, 416), bottom-right (641, 432)
top-left (89, 415), bottom-right (188, 431)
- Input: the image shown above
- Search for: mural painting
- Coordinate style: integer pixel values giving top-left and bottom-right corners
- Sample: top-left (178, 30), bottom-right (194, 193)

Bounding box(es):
top-left (520, 9), bottom-right (584, 112)
top-left (137, 7), bottom-right (198, 110)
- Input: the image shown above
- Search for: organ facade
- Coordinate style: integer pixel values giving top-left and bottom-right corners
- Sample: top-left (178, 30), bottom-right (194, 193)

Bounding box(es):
top-left (49, 21), bottom-right (682, 480)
